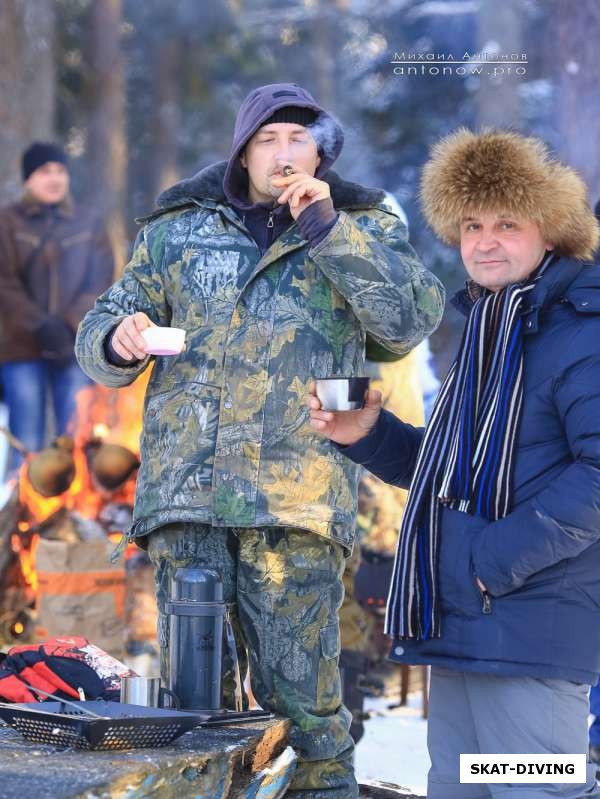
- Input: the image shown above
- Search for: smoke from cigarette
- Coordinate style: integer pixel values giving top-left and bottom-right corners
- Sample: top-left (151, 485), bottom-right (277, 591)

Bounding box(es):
top-left (306, 113), bottom-right (341, 161)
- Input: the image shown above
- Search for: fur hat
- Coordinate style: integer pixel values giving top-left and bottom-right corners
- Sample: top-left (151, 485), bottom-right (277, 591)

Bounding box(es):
top-left (420, 128), bottom-right (600, 261)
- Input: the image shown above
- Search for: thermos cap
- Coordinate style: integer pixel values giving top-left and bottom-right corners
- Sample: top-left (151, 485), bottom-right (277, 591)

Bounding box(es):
top-left (171, 567), bottom-right (223, 603)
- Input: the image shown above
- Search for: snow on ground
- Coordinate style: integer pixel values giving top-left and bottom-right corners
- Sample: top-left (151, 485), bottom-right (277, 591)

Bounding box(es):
top-left (355, 691), bottom-right (598, 796)
top-left (355, 692), bottom-right (430, 796)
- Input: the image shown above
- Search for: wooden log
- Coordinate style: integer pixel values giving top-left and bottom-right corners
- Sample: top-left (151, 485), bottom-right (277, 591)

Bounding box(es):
top-left (0, 485), bottom-right (29, 646)
top-left (0, 485), bottom-right (19, 584)
top-left (0, 716), bottom-right (295, 798)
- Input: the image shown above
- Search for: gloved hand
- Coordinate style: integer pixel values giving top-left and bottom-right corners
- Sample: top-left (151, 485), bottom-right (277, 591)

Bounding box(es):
top-left (38, 316), bottom-right (75, 365)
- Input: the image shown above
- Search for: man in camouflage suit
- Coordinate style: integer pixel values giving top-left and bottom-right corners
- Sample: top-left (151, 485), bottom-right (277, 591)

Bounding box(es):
top-left (76, 83), bottom-right (444, 797)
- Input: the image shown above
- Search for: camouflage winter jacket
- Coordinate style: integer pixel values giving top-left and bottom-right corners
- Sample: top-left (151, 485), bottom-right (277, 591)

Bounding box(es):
top-left (75, 162), bottom-right (444, 551)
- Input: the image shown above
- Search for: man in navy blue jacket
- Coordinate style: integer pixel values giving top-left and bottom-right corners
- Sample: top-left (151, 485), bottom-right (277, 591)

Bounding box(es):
top-left (309, 129), bottom-right (600, 798)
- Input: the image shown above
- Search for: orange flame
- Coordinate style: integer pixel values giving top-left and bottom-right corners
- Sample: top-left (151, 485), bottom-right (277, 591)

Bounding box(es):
top-left (18, 373), bottom-right (149, 524)
top-left (14, 371), bottom-right (150, 595)
top-left (68, 370), bottom-right (150, 453)
top-left (11, 531), bottom-right (40, 594)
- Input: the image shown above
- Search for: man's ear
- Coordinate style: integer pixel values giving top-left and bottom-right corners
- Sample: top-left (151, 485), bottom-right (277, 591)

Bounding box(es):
top-left (240, 149), bottom-right (247, 169)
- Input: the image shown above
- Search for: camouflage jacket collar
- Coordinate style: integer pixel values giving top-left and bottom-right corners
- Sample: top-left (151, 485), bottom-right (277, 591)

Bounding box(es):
top-left (145, 161), bottom-right (388, 220)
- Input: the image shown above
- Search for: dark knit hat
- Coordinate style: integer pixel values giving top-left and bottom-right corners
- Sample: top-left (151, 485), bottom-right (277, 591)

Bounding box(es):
top-left (221, 83), bottom-right (344, 211)
top-left (22, 142), bottom-right (68, 181)
top-left (260, 105), bottom-right (318, 129)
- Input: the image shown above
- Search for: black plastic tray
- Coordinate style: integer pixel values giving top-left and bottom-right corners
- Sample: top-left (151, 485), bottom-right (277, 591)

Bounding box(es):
top-left (0, 700), bottom-right (272, 750)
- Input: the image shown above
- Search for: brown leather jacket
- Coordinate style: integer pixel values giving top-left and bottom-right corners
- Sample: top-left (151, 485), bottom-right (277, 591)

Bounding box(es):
top-left (0, 195), bottom-right (114, 364)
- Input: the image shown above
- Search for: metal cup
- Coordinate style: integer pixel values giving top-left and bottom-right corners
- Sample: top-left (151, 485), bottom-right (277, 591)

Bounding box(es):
top-left (315, 377), bottom-right (370, 411)
top-left (119, 676), bottom-right (179, 708)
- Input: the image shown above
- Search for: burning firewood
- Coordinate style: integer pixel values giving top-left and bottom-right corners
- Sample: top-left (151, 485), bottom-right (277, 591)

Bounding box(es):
top-left (0, 377), bottom-right (156, 655)
top-left (0, 486), bottom-right (33, 645)
top-left (0, 486), bottom-right (20, 585)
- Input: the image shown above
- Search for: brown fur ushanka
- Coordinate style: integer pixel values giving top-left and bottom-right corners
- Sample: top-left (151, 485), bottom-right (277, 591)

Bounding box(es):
top-left (420, 128), bottom-right (600, 261)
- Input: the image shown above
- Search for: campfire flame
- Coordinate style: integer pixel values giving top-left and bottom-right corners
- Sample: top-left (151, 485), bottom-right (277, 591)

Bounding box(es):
top-left (92, 423), bottom-right (110, 440)
top-left (11, 530), bottom-right (40, 594)
top-left (69, 373), bottom-right (150, 454)
top-left (9, 371), bottom-right (151, 628)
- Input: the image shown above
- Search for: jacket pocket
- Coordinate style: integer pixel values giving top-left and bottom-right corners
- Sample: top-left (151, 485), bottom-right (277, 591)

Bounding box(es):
top-left (185, 249), bottom-right (241, 302)
top-left (438, 529), bottom-right (483, 618)
top-left (138, 382), bottom-right (221, 508)
top-left (320, 622), bottom-right (341, 661)
top-left (561, 556), bottom-right (600, 610)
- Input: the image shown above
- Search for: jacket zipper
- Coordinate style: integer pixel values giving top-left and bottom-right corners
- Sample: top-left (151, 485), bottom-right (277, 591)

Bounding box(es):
top-left (265, 208), bottom-right (277, 251)
top-left (481, 591), bottom-right (492, 615)
top-left (48, 208), bottom-right (59, 314)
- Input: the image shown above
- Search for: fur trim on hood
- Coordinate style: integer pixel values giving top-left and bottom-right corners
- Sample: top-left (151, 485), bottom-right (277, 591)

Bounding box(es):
top-left (420, 128), bottom-right (600, 261)
top-left (155, 161), bottom-right (386, 213)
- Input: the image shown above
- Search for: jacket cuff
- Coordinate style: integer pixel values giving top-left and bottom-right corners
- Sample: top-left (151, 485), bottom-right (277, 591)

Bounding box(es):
top-left (296, 198), bottom-right (338, 248)
top-left (103, 325), bottom-right (141, 368)
top-left (75, 313), bottom-right (151, 388)
top-left (333, 409), bottom-right (391, 464)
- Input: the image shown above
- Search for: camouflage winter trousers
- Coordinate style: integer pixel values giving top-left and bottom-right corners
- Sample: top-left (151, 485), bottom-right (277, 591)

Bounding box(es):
top-left (146, 522), bottom-right (358, 798)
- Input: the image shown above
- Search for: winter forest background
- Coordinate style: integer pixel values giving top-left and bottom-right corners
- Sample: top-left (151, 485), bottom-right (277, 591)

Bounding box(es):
top-left (1, 0), bottom-right (599, 373)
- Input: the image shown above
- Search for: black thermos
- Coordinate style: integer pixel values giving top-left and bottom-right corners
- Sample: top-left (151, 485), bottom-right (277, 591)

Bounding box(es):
top-left (166, 567), bottom-right (225, 711)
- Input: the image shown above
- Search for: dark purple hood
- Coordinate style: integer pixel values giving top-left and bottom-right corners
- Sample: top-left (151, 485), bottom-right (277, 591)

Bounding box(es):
top-left (223, 83), bottom-right (345, 211)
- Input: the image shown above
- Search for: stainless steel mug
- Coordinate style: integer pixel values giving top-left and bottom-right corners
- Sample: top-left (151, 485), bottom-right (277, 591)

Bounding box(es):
top-left (119, 676), bottom-right (179, 708)
top-left (315, 377), bottom-right (370, 411)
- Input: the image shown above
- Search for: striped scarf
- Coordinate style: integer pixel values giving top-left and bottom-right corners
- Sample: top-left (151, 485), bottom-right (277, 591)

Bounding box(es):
top-left (385, 259), bottom-right (552, 641)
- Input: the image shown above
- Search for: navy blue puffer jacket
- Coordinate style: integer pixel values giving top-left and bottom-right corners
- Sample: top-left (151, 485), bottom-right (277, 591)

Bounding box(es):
top-left (341, 257), bottom-right (600, 684)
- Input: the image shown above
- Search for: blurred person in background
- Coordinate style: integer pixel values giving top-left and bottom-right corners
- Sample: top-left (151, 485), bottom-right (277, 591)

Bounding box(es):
top-left (0, 142), bottom-right (114, 479)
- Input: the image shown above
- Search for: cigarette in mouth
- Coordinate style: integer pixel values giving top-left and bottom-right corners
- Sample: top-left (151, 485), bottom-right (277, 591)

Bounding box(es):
top-left (282, 164), bottom-right (294, 176)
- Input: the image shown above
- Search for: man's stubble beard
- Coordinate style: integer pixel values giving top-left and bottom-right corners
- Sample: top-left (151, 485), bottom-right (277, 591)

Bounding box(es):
top-left (265, 178), bottom-right (284, 200)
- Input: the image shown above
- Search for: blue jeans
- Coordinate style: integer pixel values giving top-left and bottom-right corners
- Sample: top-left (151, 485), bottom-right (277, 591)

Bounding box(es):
top-left (0, 358), bottom-right (93, 474)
